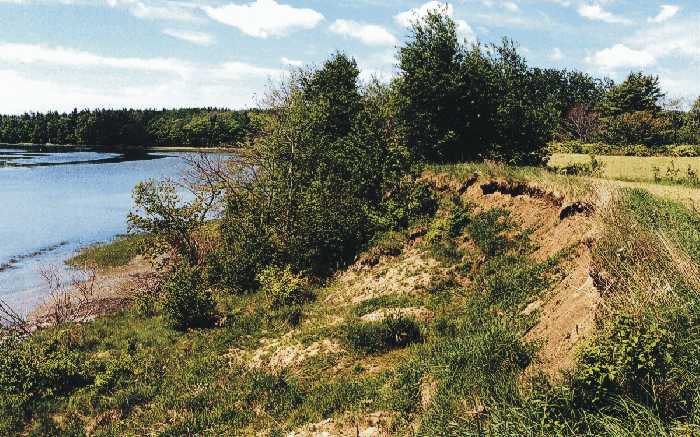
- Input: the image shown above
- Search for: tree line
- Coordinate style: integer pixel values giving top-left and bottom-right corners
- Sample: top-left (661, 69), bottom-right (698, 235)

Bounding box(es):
top-left (1, 15), bottom-right (698, 156)
top-left (0, 108), bottom-right (257, 148)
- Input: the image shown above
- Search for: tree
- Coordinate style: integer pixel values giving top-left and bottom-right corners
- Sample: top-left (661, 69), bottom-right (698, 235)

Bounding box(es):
top-left (691, 96), bottom-right (700, 125)
top-left (396, 10), bottom-right (560, 164)
top-left (562, 104), bottom-right (600, 143)
top-left (219, 53), bottom-right (419, 288)
top-left (396, 8), bottom-right (466, 162)
top-left (601, 72), bottom-right (665, 116)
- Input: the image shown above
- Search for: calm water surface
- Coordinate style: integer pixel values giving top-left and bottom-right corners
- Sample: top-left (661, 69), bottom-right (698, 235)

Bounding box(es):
top-left (0, 147), bottom-right (189, 312)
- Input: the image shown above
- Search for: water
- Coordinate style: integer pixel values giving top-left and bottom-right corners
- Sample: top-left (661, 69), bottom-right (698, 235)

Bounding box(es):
top-left (0, 147), bottom-right (190, 313)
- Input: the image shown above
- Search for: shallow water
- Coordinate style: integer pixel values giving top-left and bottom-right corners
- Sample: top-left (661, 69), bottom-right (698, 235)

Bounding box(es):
top-left (0, 147), bottom-right (190, 313)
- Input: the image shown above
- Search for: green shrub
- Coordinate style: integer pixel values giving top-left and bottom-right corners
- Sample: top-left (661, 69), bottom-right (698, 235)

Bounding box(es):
top-left (162, 264), bottom-right (215, 331)
top-left (361, 230), bottom-right (408, 266)
top-left (574, 315), bottom-right (673, 408)
top-left (668, 144), bottom-right (699, 157)
top-left (343, 316), bottom-right (422, 354)
top-left (466, 208), bottom-right (513, 256)
top-left (424, 199), bottom-right (472, 264)
top-left (371, 179), bottom-right (438, 231)
top-left (0, 335), bottom-right (89, 433)
top-left (257, 265), bottom-right (313, 309)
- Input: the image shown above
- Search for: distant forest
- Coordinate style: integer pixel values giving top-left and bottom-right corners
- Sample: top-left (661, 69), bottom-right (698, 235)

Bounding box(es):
top-left (0, 108), bottom-right (256, 148)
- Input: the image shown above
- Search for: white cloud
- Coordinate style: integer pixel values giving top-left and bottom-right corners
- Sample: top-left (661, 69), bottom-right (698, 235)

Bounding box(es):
top-left (0, 41), bottom-right (284, 113)
top-left (648, 5), bottom-right (680, 23)
top-left (455, 20), bottom-right (476, 42)
top-left (329, 19), bottom-right (397, 46)
top-left (549, 47), bottom-right (563, 61)
top-left (162, 29), bottom-right (215, 46)
top-left (202, 0), bottom-right (323, 38)
top-left (394, 1), bottom-right (475, 42)
top-left (0, 42), bottom-right (191, 75)
top-left (626, 18), bottom-right (700, 59)
top-left (0, 42), bottom-right (281, 81)
top-left (106, 0), bottom-right (198, 22)
top-left (281, 57), bottom-right (303, 67)
top-left (585, 43), bottom-right (655, 70)
top-left (394, 1), bottom-right (453, 27)
top-left (502, 2), bottom-right (519, 13)
top-left (0, 68), bottom-right (265, 113)
top-left (577, 4), bottom-right (631, 24)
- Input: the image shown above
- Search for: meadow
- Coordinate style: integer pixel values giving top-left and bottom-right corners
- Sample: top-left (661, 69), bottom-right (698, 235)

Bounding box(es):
top-left (549, 153), bottom-right (700, 183)
top-left (549, 153), bottom-right (700, 207)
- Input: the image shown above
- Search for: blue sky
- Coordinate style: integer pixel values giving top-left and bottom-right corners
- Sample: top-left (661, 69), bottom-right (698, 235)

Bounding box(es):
top-left (0, 0), bottom-right (698, 113)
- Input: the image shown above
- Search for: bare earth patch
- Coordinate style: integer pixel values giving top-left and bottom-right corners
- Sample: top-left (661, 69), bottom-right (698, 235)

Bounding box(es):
top-left (227, 335), bottom-right (344, 374)
top-left (28, 256), bottom-right (153, 328)
top-left (457, 176), bottom-right (603, 376)
top-left (360, 307), bottom-right (434, 323)
top-left (327, 244), bottom-right (440, 309)
top-left (288, 411), bottom-right (397, 437)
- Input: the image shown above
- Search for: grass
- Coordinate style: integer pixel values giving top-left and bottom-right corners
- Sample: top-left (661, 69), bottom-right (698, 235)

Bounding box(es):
top-left (8, 164), bottom-right (700, 435)
top-left (549, 153), bottom-right (700, 184)
top-left (67, 234), bottom-right (144, 269)
top-left (342, 316), bottom-right (423, 354)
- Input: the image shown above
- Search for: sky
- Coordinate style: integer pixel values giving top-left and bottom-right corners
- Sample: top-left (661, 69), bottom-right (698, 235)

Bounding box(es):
top-left (0, 0), bottom-right (698, 114)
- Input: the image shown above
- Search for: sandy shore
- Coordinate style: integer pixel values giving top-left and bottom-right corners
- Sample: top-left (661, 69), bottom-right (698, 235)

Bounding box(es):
top-left (27, 256), bottom-right (154, 327)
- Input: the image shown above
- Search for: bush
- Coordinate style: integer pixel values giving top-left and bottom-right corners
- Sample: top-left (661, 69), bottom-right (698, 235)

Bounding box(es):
top-left (343, 316), bottom-right (422, 354)
top-left (574, 315), bottom-right (674, 409)
top-left (370, 178), bottom-right (438, 231)
top-left (257, 265), bottom-right (313, 309)
top-left (424, 199), bottom-right (472, 264)
top-left (0, 335), bottom-right (89, 433)
top-left (219, 54), bottom-right (419, 284)
top-left (600, 111), bottom-right (672, 147)
top-left (466, 208), bottom-right (513, 256)
top-left (162, 264), bottom-right (215, 331)
top-left (549, 154), bottom-right (605, 177)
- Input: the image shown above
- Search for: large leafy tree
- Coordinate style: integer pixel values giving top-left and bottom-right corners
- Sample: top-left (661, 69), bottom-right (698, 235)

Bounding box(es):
top-left (396, 10), bottom-right (467, 162)
top-left (220, 53), bottom-right (416, 286)
top-left (601, 72), bottom-right (665, 116)
top-left (396, 10), bottom-right (560, 164)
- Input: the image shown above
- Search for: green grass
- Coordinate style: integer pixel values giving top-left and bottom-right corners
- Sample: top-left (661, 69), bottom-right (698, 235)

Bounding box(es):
top-left (8, 168), bottom-right (700, 435)
top-left (549, 153), bottom-right (700, 184)
top-left (342, 316), bottom-right (423, 354)
top-left (67, 234), bottom-right (145, 269)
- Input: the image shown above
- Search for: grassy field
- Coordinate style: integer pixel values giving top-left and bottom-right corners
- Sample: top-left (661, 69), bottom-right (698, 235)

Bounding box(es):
top-left (549, 153), bottom-right (700, 184)
top-left (549, 153), bottom-right (700, 208)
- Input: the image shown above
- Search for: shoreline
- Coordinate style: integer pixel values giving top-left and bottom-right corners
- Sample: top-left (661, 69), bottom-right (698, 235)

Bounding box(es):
top-left (0, 143), bottom-right (242, 154)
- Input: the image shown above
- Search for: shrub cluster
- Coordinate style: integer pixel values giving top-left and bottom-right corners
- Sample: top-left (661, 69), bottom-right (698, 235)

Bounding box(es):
top-left (161, 264), bottom-right (215, 331)
top-left (550, 141), bottom-right (700, 157)
top-left (343, 316), bottom-right (423, 354)
top-left (257, 265), bottom-right (313, 309)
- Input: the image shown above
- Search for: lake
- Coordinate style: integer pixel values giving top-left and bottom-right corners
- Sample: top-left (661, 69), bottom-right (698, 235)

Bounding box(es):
top-left (0, 146), bottom-right (190, 313)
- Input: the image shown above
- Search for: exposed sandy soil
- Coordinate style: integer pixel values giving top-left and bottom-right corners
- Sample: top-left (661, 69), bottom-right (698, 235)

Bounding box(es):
top-left (227, 335), bottom-right (344, 374)
top-left (360, 307), bottom-right (434, 323)
top-left (288, 411), bottom-right (397, 437)
top-left (524, 247), bottom-right (600, 376)
top-left (28, 256), bottom-right (153, 327)
top-left (455, 175), bottom-right (602, 376)
top-left (326, 243), bottom-right (441, 309)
